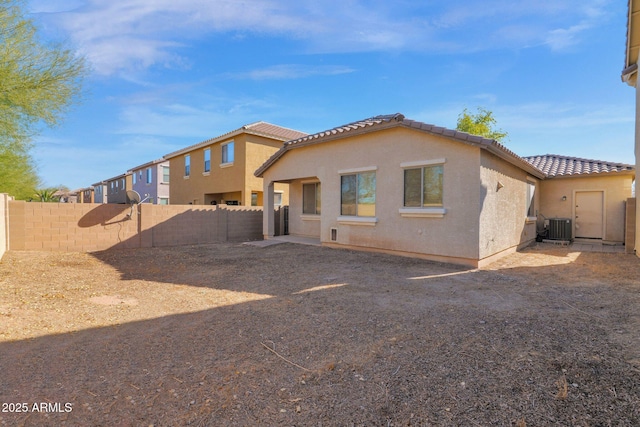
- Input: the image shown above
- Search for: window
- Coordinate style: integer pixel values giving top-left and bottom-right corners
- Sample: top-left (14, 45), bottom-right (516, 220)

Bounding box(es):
top-left (121, 178), bottom-right (125, 189)
top-left (404, 165), bottom-right (443, 207)
top-left (159, 197), bottom-right (169, 205)
top-left (251, 193), bottom-right (258, 206)
top-left (132, 173), bottom-right (137, 184)
top-left (204, 148), bottom-right (211, 172)
top-left (274, 192), bottom-right (283, 207)
top-left (146, 168), bottom-right (152, 184)
top-left (162, 166), bottom-right (170, 183)
top-left (185, 155), bottom-right (191, 177)
top-left (526, 181), bottom-right (536, 218)
top-left (303, 182), bottom-right (321, 214)
top-left (341, 172), bottom-right (375, 217)
top-left (222, 141), bottom-right (234, 164)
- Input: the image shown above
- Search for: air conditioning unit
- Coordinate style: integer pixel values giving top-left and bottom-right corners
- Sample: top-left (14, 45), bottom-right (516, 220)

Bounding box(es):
top-left (548, 218), bottom-right (572, 241)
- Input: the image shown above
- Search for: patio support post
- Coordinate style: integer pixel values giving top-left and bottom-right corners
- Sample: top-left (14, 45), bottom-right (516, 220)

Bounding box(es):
top-left (263, 180), bottom-right (275, 239)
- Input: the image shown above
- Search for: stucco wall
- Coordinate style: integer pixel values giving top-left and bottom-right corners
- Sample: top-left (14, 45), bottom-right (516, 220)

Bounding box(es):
top-left (263, 127), bottom-right (487, 264)
top-left (131, 161), bottom-right (170, 204)
top-left (478, 152), bottom-right (539, 261)
top-left (168, 134), bottom-right (286, 206)
top-left (538, 174), bottom-right (633, 243)
top-left (7, 201), bottom-right (262, 252)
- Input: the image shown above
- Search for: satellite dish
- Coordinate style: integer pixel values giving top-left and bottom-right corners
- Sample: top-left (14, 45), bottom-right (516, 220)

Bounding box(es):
top-left (126, 190), bottom-right (141, 205)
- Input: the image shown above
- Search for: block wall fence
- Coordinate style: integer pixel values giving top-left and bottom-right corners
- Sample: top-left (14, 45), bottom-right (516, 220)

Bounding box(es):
top-left (5, 201), bottom-right (263, 254)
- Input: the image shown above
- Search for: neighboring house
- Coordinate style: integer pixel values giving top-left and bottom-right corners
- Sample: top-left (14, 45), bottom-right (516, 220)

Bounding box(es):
top-left (164, 121), bottom-right (307, 206)
top-left (524, 155), bottom-right (634, 244)
top-left (105, 173), bottom-right (132, 204)
top-left (92, 181), bottom-right (107, 204)
top-left (129, 159), bottom-right (170, 204)
top-left (622, 0), bottom-right (640, 257)
top-left (79, 187), bottom-right (94, 203)
top-left (257, 114), bottom-right (547, 267)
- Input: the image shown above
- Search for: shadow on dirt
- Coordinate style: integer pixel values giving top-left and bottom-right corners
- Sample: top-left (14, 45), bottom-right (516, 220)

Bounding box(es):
top-left (0, 243), bottom-right (638, 426)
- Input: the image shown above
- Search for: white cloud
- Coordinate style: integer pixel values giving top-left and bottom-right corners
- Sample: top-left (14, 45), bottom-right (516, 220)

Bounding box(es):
top-left (225, 64), bottom-right (355, 80)
top-left (40, 1), bottom-right (614, 76)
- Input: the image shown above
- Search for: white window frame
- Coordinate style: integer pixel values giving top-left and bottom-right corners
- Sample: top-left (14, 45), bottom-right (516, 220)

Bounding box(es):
top-left (338, 166), bottom-right (378, 225)
top-left (399, 158), bottom-right (447, 218)
top-left (526, 178), bottom-right (537, 222)
top-left (221, 141), bottom-right (234, 166)
top-left (204, 148), bottom-right (211, 174)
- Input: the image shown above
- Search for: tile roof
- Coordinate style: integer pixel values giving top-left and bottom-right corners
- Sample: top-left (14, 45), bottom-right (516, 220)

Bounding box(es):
top-left (164, 121), bottom-right (307, 159)
top-left (256, 113), bottom-right (545, 178)
top-left (523, 154), bottom-right (634, 177)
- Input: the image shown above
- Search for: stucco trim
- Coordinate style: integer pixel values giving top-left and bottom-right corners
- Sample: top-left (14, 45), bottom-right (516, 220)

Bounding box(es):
top-left (399, 207), bottom-right (446, 218)
top-left (400, 158), bottom-right (446, 168)
top-left (338, 166), bottom-right (378, 174)
top-left (219, 162), bottom-right (234, 169)
top-left (337, 216), bottom-right (378, 226)
top-left (301, 214), bottom-right (321, 221)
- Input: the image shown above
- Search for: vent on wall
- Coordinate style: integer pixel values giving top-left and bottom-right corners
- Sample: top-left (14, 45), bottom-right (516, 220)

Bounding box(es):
top-left (330, 227), bottom-right (337, 242)
top-left (548, 218), bottom-right (572, 240)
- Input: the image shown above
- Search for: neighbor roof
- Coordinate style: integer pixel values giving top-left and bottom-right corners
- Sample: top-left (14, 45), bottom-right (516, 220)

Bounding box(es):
top-left (164, 121), bottom-right (307, 159)
top-left (523, 154), bottom-right (635, 178)
top-left (128, 158), bottom-right (168, 172)
top-left (623, 0), bottom-right (640, 84)
top-left (255, 113), bottom-right (545, 178)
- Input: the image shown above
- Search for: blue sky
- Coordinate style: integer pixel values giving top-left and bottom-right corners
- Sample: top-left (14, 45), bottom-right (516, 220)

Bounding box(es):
top-left (28, 0), bottom-right (635, 189)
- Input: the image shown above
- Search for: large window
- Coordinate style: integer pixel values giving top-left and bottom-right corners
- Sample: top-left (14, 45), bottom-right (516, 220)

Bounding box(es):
top-left (404, 165), bottom-right (443, 207)
top-left (162, 166), bottom-right (170, 183)
top-left (222, 141), bottom-right (234, 164)
top-left (526, 181), bottom-right (536, 218)
top-left (204, 148), bottom-right (211, 172)
top-left (303, 182), bottom-right (321, 214)
top-left (185, 155), bottom-right (191, 177)
top-left (146, 168), bottom-right (152, 184)
top-left (341, 172), bottom-right (375, 217)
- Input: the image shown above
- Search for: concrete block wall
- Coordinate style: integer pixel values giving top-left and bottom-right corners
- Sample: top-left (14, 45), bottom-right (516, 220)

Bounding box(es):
top-left (8, 201), bottom-right (138, 252)
top-left (7, 202), bottom-right (263, 253)
top-left (626, 198), bottom-right (636, 254)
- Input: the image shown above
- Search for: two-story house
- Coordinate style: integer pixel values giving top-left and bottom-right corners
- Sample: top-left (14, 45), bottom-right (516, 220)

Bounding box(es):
top-left (164, 121), bottom-right (306, 206)
top-left (92, 181), bottom-right (107, 203)
top-left (105, 173), bottom-right (132, 204)
top-left (129, 159), bottom-right (170, 204)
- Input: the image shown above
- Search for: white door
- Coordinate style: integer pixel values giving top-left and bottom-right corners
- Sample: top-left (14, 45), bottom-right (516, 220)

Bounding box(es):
top-left (575, 191), bottom-right (604, 239)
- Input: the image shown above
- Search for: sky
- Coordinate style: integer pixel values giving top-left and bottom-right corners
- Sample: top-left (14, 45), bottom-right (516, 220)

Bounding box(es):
top-left (27, 0), bottom-right (636, 190)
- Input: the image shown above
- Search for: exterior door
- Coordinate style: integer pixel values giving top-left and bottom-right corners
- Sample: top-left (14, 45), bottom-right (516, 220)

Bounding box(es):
top-left (575, 191), bottom-right (604, 239)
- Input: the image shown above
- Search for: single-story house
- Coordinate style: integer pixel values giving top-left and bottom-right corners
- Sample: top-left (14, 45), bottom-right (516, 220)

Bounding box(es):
top-left (256, 113), bottom-right (634, 267)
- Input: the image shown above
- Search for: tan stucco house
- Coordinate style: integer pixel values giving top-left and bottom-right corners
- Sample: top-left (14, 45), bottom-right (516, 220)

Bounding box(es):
top-left (524, 155), bottom-right (634, 245)
top-left (256, 114), bottom-right (634, 267)
top-left (165, 122), bottom-right (307, 206)
top-left (623, 0), bottom-right (640, 257)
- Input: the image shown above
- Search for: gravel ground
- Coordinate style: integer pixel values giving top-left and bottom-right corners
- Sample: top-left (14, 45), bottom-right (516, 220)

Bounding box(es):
top-left (0, 242), bottom-right (639, 426)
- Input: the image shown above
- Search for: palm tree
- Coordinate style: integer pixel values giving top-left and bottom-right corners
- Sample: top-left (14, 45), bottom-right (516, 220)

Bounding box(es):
top-left (33, 188), bottom-right (60, 202)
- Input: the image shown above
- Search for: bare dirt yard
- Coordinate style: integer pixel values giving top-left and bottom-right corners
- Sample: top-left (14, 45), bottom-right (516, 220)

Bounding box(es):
top-left (0, 242), bottom-right (639, 426)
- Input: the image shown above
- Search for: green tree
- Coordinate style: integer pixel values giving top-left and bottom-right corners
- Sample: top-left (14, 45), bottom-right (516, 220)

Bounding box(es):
top-left (33, 187), bottom-right (59, 202)
top-left (456, 107), bottom-right (508, 143)
top-left (0, 0), bottom-right (87, 199)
